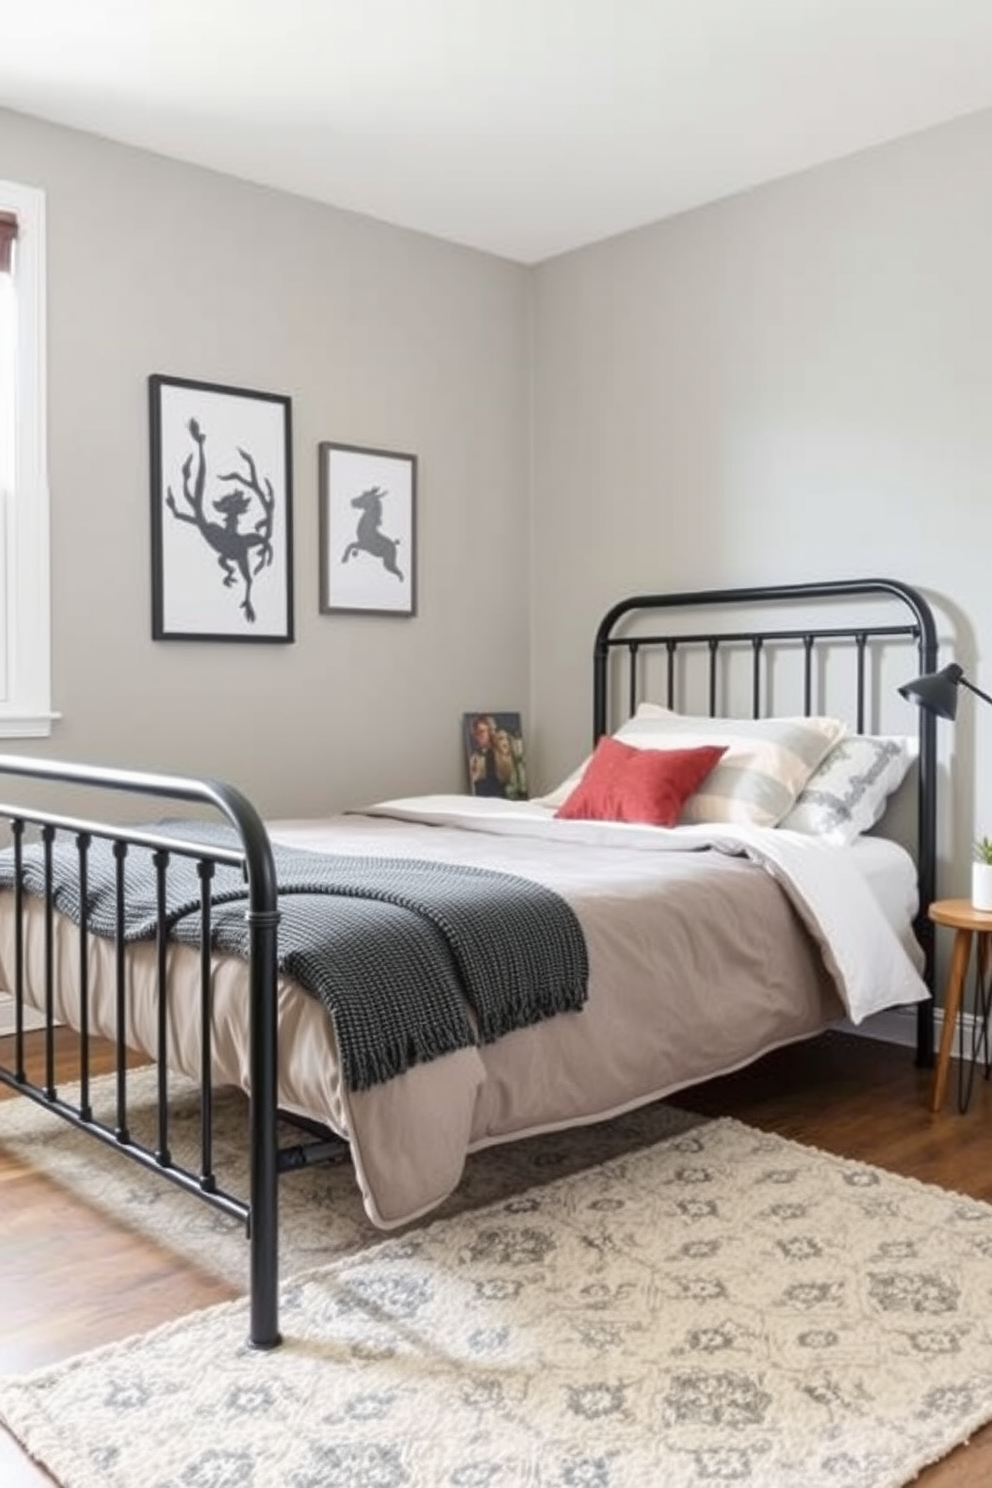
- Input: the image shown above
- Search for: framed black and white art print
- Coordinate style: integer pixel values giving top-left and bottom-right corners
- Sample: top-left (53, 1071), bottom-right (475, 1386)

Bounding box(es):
top-left (149, 375), bottom-right (294, 642)
top-left (318, 441), bottom-right (417, 616)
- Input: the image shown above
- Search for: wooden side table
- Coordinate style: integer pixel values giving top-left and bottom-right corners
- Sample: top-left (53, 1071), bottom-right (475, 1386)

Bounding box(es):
top-left (929, 898), bottom-right (992, 1112)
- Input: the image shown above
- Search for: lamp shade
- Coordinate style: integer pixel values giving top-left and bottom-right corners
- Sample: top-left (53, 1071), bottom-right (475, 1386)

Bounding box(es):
top-left (898, 663), bottom-right (966, 720)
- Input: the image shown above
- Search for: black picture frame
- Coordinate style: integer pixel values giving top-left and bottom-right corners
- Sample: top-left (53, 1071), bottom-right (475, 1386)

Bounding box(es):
top-left (318, 441), bottom-right (417, 616)
top-left (149, 374), bottom-right (294, 642)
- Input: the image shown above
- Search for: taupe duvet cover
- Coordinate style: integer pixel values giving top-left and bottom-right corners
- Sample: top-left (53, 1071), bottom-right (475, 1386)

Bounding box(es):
top-left (0, 799), bottom-right (927, 1227)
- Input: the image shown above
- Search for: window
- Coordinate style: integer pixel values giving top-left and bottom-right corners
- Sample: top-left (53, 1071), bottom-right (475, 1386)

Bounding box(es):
top-left (0, 179), bottom-right (53, 737)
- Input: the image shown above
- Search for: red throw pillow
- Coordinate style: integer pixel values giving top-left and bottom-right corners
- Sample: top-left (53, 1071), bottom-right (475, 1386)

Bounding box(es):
top-left (554, 736), bottom-right (727, 827)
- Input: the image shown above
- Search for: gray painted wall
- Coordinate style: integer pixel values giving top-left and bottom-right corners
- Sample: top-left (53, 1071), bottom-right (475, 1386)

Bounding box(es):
top-left (0, 108), bottom-right (532, 817)
top-left (531, 107), bottom-right (992, 890)
top-left (5, 101), bottom-right (992, 896)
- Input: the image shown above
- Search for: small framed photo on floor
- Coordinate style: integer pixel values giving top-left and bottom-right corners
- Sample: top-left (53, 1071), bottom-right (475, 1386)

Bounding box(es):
top-left (149, 375), bottom-right (294, 642)
top-left (319, 441), bottom-right (417, 616)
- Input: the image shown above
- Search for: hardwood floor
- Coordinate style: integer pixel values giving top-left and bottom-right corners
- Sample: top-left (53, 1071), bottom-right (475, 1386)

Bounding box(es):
top-left (0, 1032), bottom-right (237, 1487)
top-left (2, 1027), bottom-right (992, 1485)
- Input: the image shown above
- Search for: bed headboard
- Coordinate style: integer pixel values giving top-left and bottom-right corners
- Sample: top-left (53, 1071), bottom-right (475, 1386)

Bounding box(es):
top-left (592, 577), bottom-right (938, 1065)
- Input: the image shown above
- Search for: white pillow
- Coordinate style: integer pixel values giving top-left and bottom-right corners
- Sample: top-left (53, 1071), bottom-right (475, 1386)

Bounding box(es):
top-left (538, 705), bottom-right (847, 828)
top-left (778, 734), bottom-right (917, 845)
top-left (535, 762), bottom-right (593, 811)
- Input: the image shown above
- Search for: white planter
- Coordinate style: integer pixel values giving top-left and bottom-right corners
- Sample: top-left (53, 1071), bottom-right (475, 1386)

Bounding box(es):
top-left (972, 862), bottom-right (992, 912)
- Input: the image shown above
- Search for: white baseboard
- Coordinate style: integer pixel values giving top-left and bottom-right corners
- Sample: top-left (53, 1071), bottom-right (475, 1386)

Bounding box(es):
top-left (836, 1006), bottom-right (921, 1048)
top-left (837, 1003), bottom-right (980, 1056)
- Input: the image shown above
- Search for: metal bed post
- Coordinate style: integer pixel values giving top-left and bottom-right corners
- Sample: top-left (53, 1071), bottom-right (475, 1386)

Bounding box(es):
top-left (0, 756), bottom-right (283, 1349)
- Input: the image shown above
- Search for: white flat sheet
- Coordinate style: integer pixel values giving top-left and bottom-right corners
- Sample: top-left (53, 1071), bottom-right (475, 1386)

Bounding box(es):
top-left (846, 833), bottom-right (922, 965)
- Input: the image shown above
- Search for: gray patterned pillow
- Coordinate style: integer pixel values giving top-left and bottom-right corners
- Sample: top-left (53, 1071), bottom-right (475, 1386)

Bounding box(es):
top-left (779, 735), bottom-right (916, 845)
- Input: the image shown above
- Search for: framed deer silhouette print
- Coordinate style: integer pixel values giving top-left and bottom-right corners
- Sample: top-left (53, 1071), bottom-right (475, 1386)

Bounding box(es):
top-left (318, 441), bottom-right (417, 617)
top-left (149, 375), bottom-right (294, 642)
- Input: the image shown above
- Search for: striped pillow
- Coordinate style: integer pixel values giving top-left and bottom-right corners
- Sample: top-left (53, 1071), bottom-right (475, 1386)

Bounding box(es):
top-left (620, 705), bottom-right (847, 827)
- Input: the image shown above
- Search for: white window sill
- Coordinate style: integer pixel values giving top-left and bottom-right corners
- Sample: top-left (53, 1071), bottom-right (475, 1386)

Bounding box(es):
top-left (0, 710), bottom-right (61, 739)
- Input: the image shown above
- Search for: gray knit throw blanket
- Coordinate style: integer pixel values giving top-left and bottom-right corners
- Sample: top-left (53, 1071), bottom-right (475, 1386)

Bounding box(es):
top-left (0, 821), bottom-right (590, 1091)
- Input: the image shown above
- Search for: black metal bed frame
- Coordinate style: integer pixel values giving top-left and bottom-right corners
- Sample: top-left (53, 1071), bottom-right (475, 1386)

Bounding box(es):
top-left (0, 577), bottom-right (939, 1354)
top-left (592, 577), bottom-right (938, 1068)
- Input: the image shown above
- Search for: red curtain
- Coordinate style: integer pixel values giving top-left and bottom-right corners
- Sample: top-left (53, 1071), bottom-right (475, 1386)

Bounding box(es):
top-left (0, 212), bottom-right (17, 273)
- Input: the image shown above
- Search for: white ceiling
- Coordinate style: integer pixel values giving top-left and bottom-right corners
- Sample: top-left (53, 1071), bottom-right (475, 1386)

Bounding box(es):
top-left (4, 0), bottom-right (992, 263)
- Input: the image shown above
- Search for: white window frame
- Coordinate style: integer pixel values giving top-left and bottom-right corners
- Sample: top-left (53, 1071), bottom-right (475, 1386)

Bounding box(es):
top-left (0, 178), bottom-right (55, 737)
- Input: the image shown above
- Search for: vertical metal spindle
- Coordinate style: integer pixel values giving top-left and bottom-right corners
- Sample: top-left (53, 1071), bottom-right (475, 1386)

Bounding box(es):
top-left (42, 825), bottom-right (55, 1099)
top-left (855, 633), bottom-right (867, 733)
top-left (707, 638), bottom-right (719, 716)
top-left (113, 840), bottom-right (130, 1143)
top-left (76, 832), bottom-right (92, 1121)
top-left (751, 638), bottom-right (763, 717)
top-left (154, 849), bottom-right (171, 1166)
top-left (198, 858), bottom-right (215, 1190)
top-left (626, 641), bottom-right (639, 717)
top-left (666, 640), bottom-right (677, 709)
top-left (803, 635), bottom-right (814, 715)
top-left (11, 818), bottom-right (25, 1082)
top-left (248, 896), bottom-right (281, 1350)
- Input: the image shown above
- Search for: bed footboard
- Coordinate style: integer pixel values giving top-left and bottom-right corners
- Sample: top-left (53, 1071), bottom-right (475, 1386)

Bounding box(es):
top-left (0, 756), bottom-right (283, 1349)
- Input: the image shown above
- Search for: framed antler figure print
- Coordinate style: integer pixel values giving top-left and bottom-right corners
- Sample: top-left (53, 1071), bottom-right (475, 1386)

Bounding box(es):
top-left (318, 441), bottom-right (417, 616)
top-left (149, 375), bottom-right (294, 642)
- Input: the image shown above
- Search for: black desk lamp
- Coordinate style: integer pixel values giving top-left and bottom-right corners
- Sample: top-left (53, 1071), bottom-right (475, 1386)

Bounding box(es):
top-left (898, 662), bottom-right (992, 720)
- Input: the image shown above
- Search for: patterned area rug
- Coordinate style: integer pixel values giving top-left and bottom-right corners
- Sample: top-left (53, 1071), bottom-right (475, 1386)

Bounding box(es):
top-left (0, 1066), bottom-right (701, 1283)
top-left (3, 1115), bottom-right (992, 1487)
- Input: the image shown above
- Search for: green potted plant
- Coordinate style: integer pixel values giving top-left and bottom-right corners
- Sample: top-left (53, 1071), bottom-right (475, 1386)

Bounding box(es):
top-left (973, 836), bottom-right (992, 912)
